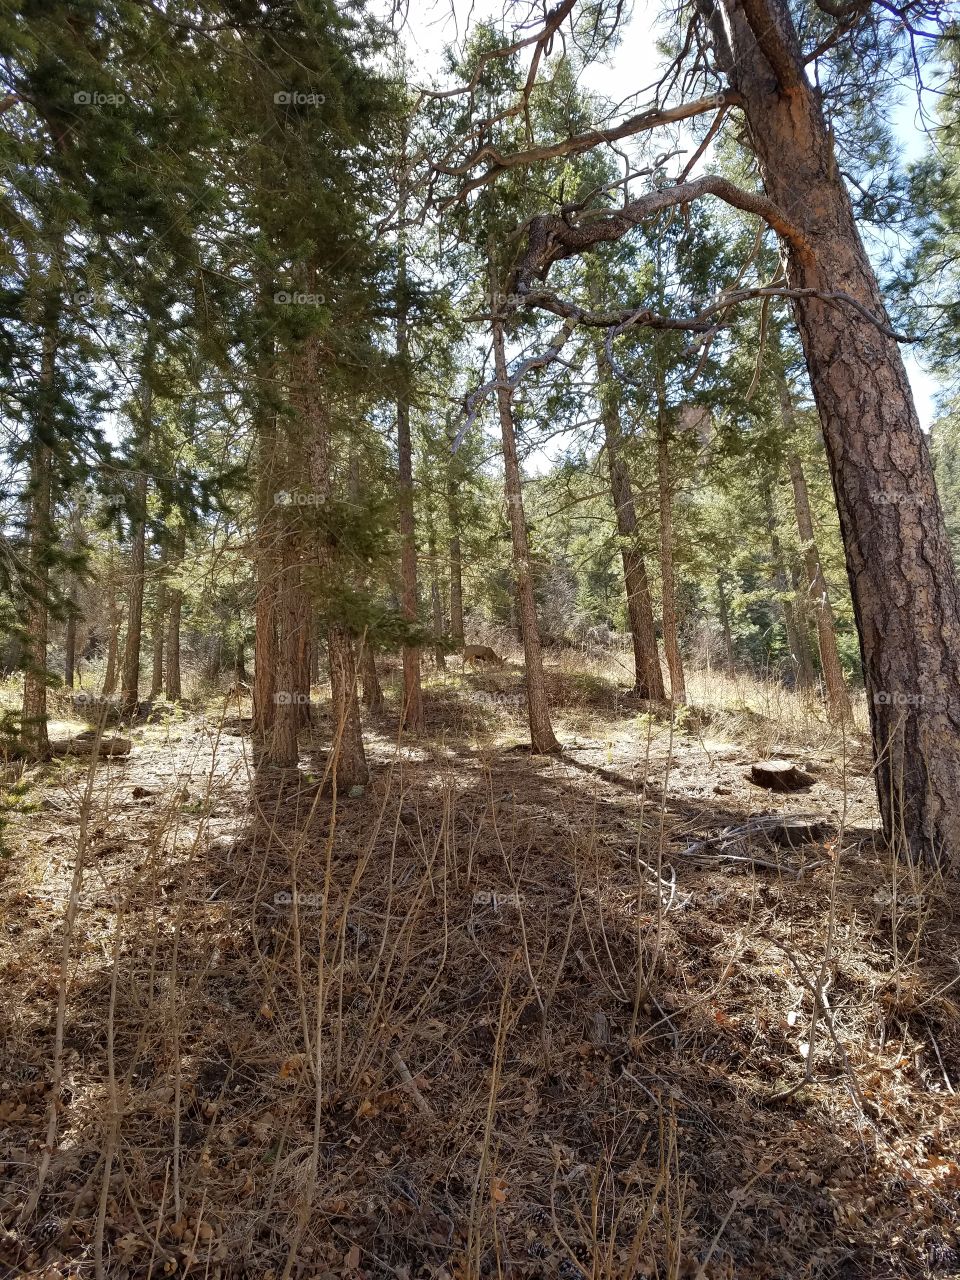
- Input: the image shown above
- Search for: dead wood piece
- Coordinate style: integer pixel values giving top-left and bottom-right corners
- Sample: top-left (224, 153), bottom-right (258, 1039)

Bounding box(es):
top-left (50, 733), bottom-right (131, 758)
top-left (748, 759), bottom-right (816, 791)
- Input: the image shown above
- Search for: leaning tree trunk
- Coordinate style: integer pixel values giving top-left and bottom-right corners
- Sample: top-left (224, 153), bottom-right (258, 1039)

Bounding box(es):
top-left (490, 260), bottom-right (560, 754)
top-left (165, 527), bottom-right (185, 702)
top-left (594, 343), bottom-right (665, 700)
top-left (787, 450), bottom-right (851, 722)
top-left (716, 0), bottom-right (960, 858)
top-left (655, 373), bottom-right (686, 706)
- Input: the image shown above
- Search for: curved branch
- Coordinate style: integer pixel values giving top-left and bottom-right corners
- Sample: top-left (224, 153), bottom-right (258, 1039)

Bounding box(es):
top-left (512, 174), bottom-right (813, 291)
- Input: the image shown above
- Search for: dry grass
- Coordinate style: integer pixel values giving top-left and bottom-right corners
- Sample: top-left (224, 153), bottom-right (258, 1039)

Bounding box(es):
top-left (1, 663), bottom-right (959, 1279)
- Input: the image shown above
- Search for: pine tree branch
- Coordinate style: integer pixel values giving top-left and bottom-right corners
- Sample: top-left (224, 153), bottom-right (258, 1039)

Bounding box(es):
top-left (511, 174), bottom-right (814, 291)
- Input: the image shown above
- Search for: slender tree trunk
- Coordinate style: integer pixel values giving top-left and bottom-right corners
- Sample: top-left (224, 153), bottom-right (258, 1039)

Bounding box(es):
top-left (268, 533), bottom-right (305, 768)
top-left (150, 557), bottom-right (166, 698)
top-left (102, 583), bottom-right (121, 696)
top-left (300, 322), bottom-right (368, 788)
top-left (121, 355), bottom-right (153, 716)
top-left (234, 636), bottom-right (248, 684)
top-left (593, 340), bottom-right (665, 699)
top-left (655, 370), bottom-right (686, 705)
top-left (716, 0), bottom-right (960, 855)
top-left (64, 591), bottom-right (77, 690)
top-left (396, 256), bottom-right (422, 731)
top-left (761, 475), bottom-right (816, 690)
top-left (359, 640), bottom-right (383, 713)
top-left (21, 298), bottom-right (58, 755)
top-left (490, 257), bottom-right (560, 753)
top-left (165, 527), bottom-right (185, 702)
top-left (786, 450), bottom-right (851, 721)
top-left (446, 424), bottom-right (465, 648)
top-left (716, 574), bottom-right (736, 679)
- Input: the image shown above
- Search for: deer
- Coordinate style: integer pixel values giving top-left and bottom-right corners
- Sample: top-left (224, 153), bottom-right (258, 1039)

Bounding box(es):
top-left (462, 644), bottom-right (505, 668)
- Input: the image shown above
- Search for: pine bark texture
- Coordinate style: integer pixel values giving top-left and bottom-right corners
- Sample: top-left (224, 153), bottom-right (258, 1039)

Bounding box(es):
top-left (717, 0), bottom-right (960, 855)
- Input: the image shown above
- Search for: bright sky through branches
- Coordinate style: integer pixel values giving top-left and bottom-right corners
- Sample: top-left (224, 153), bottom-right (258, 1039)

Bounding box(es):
top-left (393, 0), bottom-right (940, 428)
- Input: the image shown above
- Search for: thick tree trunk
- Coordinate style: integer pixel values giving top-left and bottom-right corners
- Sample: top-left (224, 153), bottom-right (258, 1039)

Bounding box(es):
top-left (760, 475), bottom-right (816, 690)
top-left (490, 259), bottom-right (560, 754)
top-left (594, 345), bottom-right (665, 700)
top-left (327, 628), bottom-right (368, 788)
top-left (716, 0), bottom-right (960, 858)
top-left (716, 573), bottom-right (736, 679)
top-left (655, 375), bottom-right (686, 706)
top-left (787, 450), bottom-right (851, 721)
top-left (165, 527), bottom-right (185, 702)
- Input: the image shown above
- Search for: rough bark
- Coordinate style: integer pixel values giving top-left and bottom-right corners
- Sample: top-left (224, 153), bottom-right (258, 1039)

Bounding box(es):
top-left (655, 372), bottom-right (686, 706)
top-left (593, 340), bottom-right (665, 700)
top-left (164, 527), bottom-right (185, 702)
top-left (490, 257), bottom-right (560, 754)
top-left (716, 0), bottom-right (960, 857)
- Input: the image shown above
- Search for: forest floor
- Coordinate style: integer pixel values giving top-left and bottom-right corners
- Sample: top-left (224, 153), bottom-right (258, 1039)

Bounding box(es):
top-left (1, 652), bottom-right (960, 1279)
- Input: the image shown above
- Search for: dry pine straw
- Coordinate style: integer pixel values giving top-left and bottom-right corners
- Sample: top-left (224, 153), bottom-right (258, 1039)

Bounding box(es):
top-left (1, 694), bottom-right (959, 1280)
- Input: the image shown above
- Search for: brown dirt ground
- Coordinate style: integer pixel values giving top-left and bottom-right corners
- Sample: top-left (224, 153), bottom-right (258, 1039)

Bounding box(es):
top-left (1, 664), bottom-right (959, 1279)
